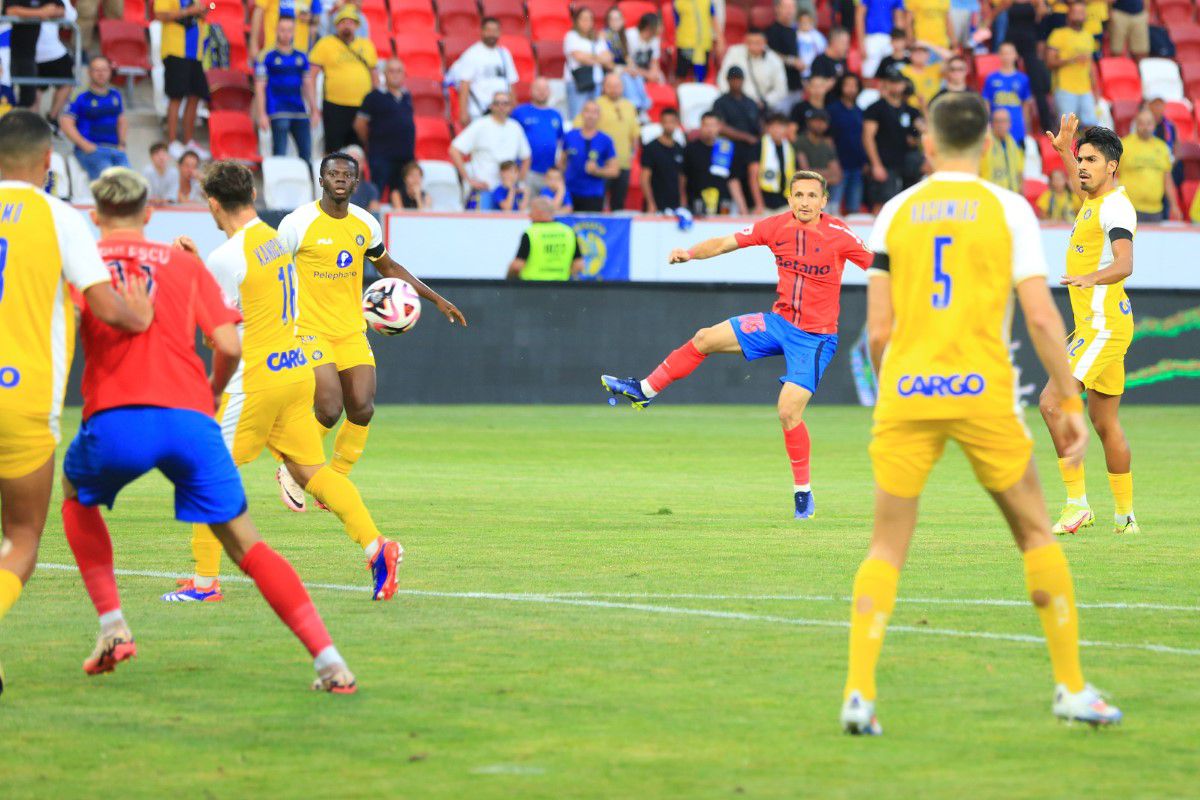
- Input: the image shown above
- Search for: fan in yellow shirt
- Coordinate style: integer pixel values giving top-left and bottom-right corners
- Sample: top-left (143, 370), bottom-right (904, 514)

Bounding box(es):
top-left (1119, 106), bottom-right (1182, 222)
top-left (909, 0), bottom-right (952, 50)
top-left (308, 6), bottom-right (377, 152)
top-left (251, 0), bottom-right (320, 58)
top-left (1036, 169), bottom-right (1081, 221)
top-left (901, 44), bottom-right (942, 114)
top-left (979, 107), bottom-right (1024, 192)
top-left (1045, 2), bottom-right (1098, 126)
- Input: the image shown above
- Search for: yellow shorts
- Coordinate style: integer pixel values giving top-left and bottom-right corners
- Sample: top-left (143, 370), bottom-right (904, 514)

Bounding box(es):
top-left (297, 329), bottom-right (375, 372)
top-left (1068, 327), bottom-right (1129, 396)
top-left (0, 411), bottom-right (57, 479)
top-left (217, 375), bottom-right (325, 467)
top-left (870, 415), bottom-right (1034, 498)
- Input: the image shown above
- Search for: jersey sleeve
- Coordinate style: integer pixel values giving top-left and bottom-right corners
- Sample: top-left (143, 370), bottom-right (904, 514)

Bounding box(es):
top-left (191, 255), bottom-right (242, 336)
top-left (1001, 191), bottom-right (1049, 284)
top-left (51, 199), bottom-right (112, 291)
top-left (277, 212), bottom-right (301, 255)
top-left (732, 217), bottom-right (770, 248)
top-left (515, 232), bottom-right (531, 260)
top-left (362, 212), bottom-right (386, 260)
top-left (865, 192), bottom-right (906, 274)
top-left (1099, 193), bottom-right (1137, 241)
top-left (838, 226), bottom-right (874, 271)
top-left (204, 241), bottom-right (246, 309)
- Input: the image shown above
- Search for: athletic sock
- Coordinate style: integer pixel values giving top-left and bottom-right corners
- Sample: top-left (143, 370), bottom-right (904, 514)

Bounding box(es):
top-left (305, 465), bottom-right (382, 550)
top-left (645, 340), bottom-right (707, 394)
top-left (238, 542), bottom-right (333, 658)
top-left (1057, 458), bottom-right (1087, 504)
top-left (1023, 542), bottom-right (1085, 693)
top-left (1107, 471), bottom-right (1133, 518)
top-left (331, 421), bottom-right (369, 475)
top-left (782, 420), bottom-right (811, 486)
top-left (844, 558), bottom-right (899, 701)
top-left (0, 569), bottom-right (22, 623)
top-left (191, 524), bottom-right (223, 581)
top-left (61, 498), bottom-right (121, 616)
top-left (317, 420), bottom-right (334, 440)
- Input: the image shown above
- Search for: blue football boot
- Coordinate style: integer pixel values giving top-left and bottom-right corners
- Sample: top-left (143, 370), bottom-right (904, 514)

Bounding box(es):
top-left (794, 490), bottom-right (815, 520)
top-left (601, 375), bottom-right (653, 410)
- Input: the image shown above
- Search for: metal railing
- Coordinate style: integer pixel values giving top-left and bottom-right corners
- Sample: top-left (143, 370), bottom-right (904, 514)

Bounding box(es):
top-left (0, 17), bottom-right (83, 87)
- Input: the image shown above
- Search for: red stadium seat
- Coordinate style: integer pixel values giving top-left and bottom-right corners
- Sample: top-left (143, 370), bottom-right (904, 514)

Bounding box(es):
top-left (511, 80), bottom-right (532, 102)
top-left (438, 0), bottom-right (482, 37)
top-left (117, 0), bottom-right (148, 23)
top-left (415, 115), bottom-right (452, 159)
top-left (529, 0), bottom-right (573, 40)
top-left (1172, 24), bottom-right (1200, 63)
top-left (442, 34), bottom-right (476, 68)
top-left (481, 0), bottom-right (526, 36)
top-left (206, 68), bottom-right (254, 112)
top-left (749, 5), bottom-right (773, 29)
top-left (1182, 62), bottom-right (1200, 99)
top-left (1109, 98), bottom-right (1140, 135)
top-left (1038, 135), bottom-right (1064, 175)
top-left (368, 25), bottom-right (395, 57)
top-left (392, 0), bottom-right (437, 32)
top-left (395, 32), bottom-right (444, 77)
top-left (408, 76), bottom-right (447, 116)
top-left (1157, 0), bottom-right (1195, 26)
top-left (208, 4), bottom-right (245, 32)
top-left (973, 52), bottom-right (1001, 90)
top-left (1164, 100), bottom-right (1196, 142)
top-left (500, 35), bottom-right (535, 81)
top-left (573, 0), bottom-right (612, 17)
top-left (625, 155), bottom-right (643, 210)
top-left (724, 5), bottom-right (748, 45)
top-left (209, 110), bottom-right (262, 164)
top-left (1022, 177), bottom-right (1048, 210)
top-left (618, 1), bottom-right (658, 26)
top-left (227, 32), bottom-right (252, 73)
top-left (1097, 57), bottom-right (1141, 102)
top-left (1182, 178), bottom-right (1200, 213)
top-left (1177, 140), bottom-right (1200, 180)
top-left (534, 39), bottom-right (566, 78)
top-left (660, 0), bottom-right (674, 44)
top-left (99, 20), bottom-right (151, 73)
top-left (645, 81), bottom-right (678, 122)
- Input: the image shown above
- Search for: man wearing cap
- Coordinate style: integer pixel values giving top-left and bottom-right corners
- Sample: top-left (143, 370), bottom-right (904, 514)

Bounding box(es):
top-left (862, 63), bottom-right (924, 210)
top-left (309, 5), bottom-right (378, 152)
top-left (714, 65), bottom-right (763, 208)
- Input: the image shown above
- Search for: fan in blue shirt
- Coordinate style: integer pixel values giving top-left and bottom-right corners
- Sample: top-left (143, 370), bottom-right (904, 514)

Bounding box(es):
top-left (253, 17), bottom-right (314, 158)
top-left (980, 45), bottom-right (1032, 143)
top-left (511, 80), bottom-right (565, 179)
top-left (62, 58), bottom-right (130, 180)
top-left (560, 109), bottom-right (618, 212)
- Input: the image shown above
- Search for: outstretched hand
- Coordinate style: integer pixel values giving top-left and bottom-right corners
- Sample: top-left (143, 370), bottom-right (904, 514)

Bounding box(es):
top-left (668, 248), bottom-right (692, 264)
top-left (437, 298), bottom-right (468, 327)
top-left (1046, 113), bottom-right (1079, 153)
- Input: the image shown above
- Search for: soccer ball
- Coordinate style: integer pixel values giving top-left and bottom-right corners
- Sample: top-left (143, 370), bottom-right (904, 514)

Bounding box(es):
top-left (363, 277), bottom-right (421, 335)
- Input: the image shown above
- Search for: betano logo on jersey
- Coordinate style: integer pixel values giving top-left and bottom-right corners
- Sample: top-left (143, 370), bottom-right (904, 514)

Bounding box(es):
top-left (897, 373), bottom-right (987, 397)
top-left (775, 256), bottom-right (831, 275)
top-left (0, 366), bottom-right (20, 388)
top-left (266, 348), bottom-right (308, 371)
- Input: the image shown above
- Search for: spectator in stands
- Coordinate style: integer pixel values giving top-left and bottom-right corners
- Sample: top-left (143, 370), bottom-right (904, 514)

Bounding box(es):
top-left (714, 66), bottom-right (763, 200)
top-left (789, 70), bottom-right (831, 133)
top-left (539, 166), bottom-right (573, 213)
top-left (1146, 96), bottom-right (1176, 152)
top-left (604, 7), bottom-right (649, 115)
top-left (450, 17), bottom-right (519, 129)
top-left (72, 0), bottom-right (117, 60)
top-left (902, 43), bottom-right (942, 114)
top-left (1108, 0), bottom-right (1148, 59)
top-left (578, 72), bottom-right (640, 211)
top-left (1036, 168), bottom-right (1080, 221)
top-left (154, 0), bottom-right (210, 158)
top-left (1005, 0), bottom-right (1053, 133)
top-left (34, 0), bottom-right (75, 127)
top-left (491, 160), bottom-right (527, 212)
top-left (856, 0), bottom-right (907, 78)
top-left (626, 13), bottom-right (665, 95)
top-left (672, 0), bottom-right (723, 83)
top-left (980, 108), bottom-right (1024, 191)
top-left (61, 56), bottom-right (128, 180)
top-left (5, 0), bottom-right (64, 108)
top-left (506, 196), bottom-right (583, 281)
top-left (175, 149), bottom-right (204, 204)
top-left (794, 108), bottom-right (842, 194)
top-left (718, 29), bottom-right (789, 113)
top-left (449, 89), bottom-right (532, 211)
top-left (766, 0), bottom-right (805, 110)
top-left (795, 10), bottom-right (828, 77)
top-left (342, 145), bottom-right (380, 212)
top-left (142, 141), bottom-right (178, 206)
top-left (875, 29), bottom-right (909, 78)
top-left (512, 78), bottom-right (565, 198)
top-left (863, 64), bottom-right (923, 210)
top-left (255, 17), bottom-right (318, 160)
top-left (981, 42), bottom-right (1033, 145)
top-left (355, 58), bottom-right (416, 198)
top-left (560, 99), bottom-right (618, 212)
top-left (1122, 106), bottom-right (1182, 223)
top-left (251, 0), bottom-right (320, 63)
top-left (827, 71), bottom-right (866, 214)
top-left (931, 55), bottom-right (971, 103)
top-left (810, 27), bottom-right (850, 82)
top-left (1045, 1), bottom-right (1098, 128)
top-left (949, 0), bottom-right (984, 49)
top-left (640, 107), bottom-right (685, 213)
top-left (309, 5), bottom-right (377, 153)
top-left (909, 0), bottom-right (953, 53)
top-left (683, 111), bottom-right (749, 216)
top-left (392, 161), bottom-right (431, 210)
top-left (564, 7), bottom-right (614, 119)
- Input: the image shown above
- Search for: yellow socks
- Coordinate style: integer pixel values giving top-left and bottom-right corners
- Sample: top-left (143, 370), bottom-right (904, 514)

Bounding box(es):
top-left (306, 465), bottom-right (382, 550)
top-left (318, 420), bottom-right (334, 440)
top-left (191, 524), bottom-right (224, 580)
top-left (844, 558), bottom-right (899, 701)
top-left (1057, 457), bottom-right (1087, 503)
top-left (0, 568), bottom-right (23, 622)
top-left (331, 421), bottom-right (369, 475)
top-left (1107, 472), bottom-right (1133, 517)
top-left (1023, 543), bottom-right (1085, 692)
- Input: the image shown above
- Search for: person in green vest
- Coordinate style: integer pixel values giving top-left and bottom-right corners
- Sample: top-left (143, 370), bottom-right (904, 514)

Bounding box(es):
top-left (506, 197), bottom-right (584, 281)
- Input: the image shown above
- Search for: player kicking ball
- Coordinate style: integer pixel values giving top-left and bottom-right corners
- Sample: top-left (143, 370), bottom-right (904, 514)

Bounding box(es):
top-left (841, 94), bottom-right (1120, 735)
top-left (273, 152), bottom-right (467, 510)
top-left (602, 170), bottom-right (872, 518)
top-left (161, 161), bottom-right (402, 603)
top-left (1039, 116), bottom-right (1139, 536)
top-left (60, 168), bottom-right (357, 692)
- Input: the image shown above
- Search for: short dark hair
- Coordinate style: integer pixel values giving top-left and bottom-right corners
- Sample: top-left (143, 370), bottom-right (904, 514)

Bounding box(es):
top-left (790, 169), bottom-right (828, 197)
top-left (659, 106), bottom-right (680, 119)
top-left (149, 141), bottom-right (168, 156)
top-left (1077, 125), bottom-right (1123, 166)
top-left (765, 112), bottom-right (788, 126)
top-left (180, 149), bottom-right (201, 165)
top-left (481, 15), bottom-right (500, 27)
top-left (829, 25), bottom-right (849, 39)
top-left (320, 151), bottom-right (359, 177)
top-left (498, 160), bottom-right (518, 171)
top-left (834, 71), bottom-right (862, 99)
top-left (201, 160), bottom-right (256, 211)
top-left (0, 109), bottom-right (51, 167)
top-left (700, 110), bottom-right (719, 123)
top-left (747, 27), bottom-right (767, 37)
top-left (929, 92), bottom-right (989, 154)
top-left (637, 12), bottom-right (659, 31)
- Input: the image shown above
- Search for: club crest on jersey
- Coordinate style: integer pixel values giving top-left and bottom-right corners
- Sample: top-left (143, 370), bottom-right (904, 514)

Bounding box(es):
top-left (1082, 209), bottom-right (1092, 220)
top-left (355, 234), bottom-right (365, 246)
top-left (336, 250), bottom-right (353, 269)
top-left (300, 335), bottom-right (316, 343)
top-left (266, 348), bottom-right (308, 371)
top-left (0, 366), bottom-right (20, 388)
top-left (897, 373), bottom-right (986, 397)
top-left (311, 350), bottom-right (324, 361)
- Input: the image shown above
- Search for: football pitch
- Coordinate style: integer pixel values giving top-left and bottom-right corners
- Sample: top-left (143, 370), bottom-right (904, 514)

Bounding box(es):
top-left (3, 404), bottom-right (1197, 799)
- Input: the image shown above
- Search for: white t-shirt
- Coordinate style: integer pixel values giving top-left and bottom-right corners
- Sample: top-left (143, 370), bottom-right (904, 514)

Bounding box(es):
top-left (450, 115), bottom-right (532, 188)
top-left (625, 27), bottom-right (660, 72)
top-left (36, 0), bottom-right (76, 63)
top-left (450, 42), bottom-right (520, 119)
top-left (563, 30), bottom-right (611, 85)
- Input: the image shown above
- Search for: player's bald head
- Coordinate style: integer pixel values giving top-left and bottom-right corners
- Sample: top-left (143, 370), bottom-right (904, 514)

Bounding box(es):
top-left (0, 109), bottom-right (52, 173)
top-left (929, 92), bottom-right (990, 157)
top-left (530, 195), bottom-right (555, 222)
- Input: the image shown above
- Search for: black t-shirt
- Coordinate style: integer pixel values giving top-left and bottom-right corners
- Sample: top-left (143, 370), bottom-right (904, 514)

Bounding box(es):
top-left (683, 139), bottom-right (736, 209)
top-left (5, 0), bottom-right (62, 58)
top-left (766, 21), bottom-right (802, 91)
top-left (359, 88), bottom-right (416, 163)
top-left (810, 53), bottom-right (846, 80)
top-left (875, 54), bottom-right (909, 79)
top-left (789, 99), bottom-right (826, 133)
top-left (640, 137), bottom-right (685, 210)
top-left (864, 98), bottom-right (921, 169)
top-left (713, 92), bottom-right (762, 137)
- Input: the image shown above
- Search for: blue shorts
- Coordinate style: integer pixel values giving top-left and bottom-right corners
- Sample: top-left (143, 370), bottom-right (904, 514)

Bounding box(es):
top-left (64, 406), bottom-right (248, 524)
top-left (730, 312), bottom-right (838, 392)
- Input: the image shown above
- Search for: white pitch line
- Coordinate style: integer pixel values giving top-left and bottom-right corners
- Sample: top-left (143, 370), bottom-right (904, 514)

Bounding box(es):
top-left (36, 563), bottom-right (1200, 657)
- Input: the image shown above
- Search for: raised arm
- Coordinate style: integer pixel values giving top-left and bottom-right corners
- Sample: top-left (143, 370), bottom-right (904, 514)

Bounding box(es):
top-left (667, 234), bottom-right (740, 263)
top-left (1046, 112), bottom-right (1085, 199)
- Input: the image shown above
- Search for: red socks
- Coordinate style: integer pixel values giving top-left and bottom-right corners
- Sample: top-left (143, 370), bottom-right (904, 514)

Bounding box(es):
top-left (646, 341), bottom-right (707, 394)
top-left (783, 421), bottom-right (811, 486)
top-left (238, 541), bottom-right (332, 658)
top-left (62, 498), bottom-right (121, 616)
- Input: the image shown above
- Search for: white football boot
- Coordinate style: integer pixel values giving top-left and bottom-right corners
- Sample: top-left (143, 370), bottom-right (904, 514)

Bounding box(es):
top-left (841, 691), bottom-right (883, 736)
top-left (1053, 684), bottom-right (1123, 726)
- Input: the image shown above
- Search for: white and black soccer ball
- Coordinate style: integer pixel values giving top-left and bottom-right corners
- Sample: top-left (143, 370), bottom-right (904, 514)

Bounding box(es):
top-left (362, 277), bottom-right (421, 336)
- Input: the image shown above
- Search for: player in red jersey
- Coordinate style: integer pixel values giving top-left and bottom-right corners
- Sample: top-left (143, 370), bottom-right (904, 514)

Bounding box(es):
top-left (59, 168), bottom-right (357, 692)
top-left (602, 170), bottom-right (872, 519)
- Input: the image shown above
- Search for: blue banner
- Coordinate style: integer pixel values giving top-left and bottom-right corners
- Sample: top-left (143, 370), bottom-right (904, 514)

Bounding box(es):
top-left (559, 215), bottom-right (631, 281)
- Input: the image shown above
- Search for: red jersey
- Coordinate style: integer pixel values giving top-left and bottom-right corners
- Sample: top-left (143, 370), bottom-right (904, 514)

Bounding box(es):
top-left (732, 212), bottom-right (873, 334)
top-left (77, 232), bottom-right (241, 420)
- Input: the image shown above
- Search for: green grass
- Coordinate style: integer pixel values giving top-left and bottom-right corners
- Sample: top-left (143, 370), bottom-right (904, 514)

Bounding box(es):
top-left (2, 405), bottom-right (1197, 799)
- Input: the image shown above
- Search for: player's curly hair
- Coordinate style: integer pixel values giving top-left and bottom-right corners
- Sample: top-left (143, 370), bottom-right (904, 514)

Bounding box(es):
top-left (91, 167), bottom-right (149, 221)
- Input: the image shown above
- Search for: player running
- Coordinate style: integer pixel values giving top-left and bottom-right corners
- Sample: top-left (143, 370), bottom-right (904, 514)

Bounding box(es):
top-left (601, 170), bottom-right (872, 519)
top-left (0, 111), bottom-right (153, 696)
top-left (840, 94), bottom-right (1121, 735)
top-left (60, 168), bottom-right (357, 692)
top-left (273, 152), bottom-right (467, 510)
top-left (161, 162), bottom-right (403, 603)
top-left (1038, 116), bottom-right (1139, 536)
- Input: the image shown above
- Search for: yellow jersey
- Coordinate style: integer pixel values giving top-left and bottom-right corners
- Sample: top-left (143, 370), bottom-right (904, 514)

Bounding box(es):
top-left (308, 35), bottom-right (377, 107)
top-left (278, 201), bottom-right (385, 338)
top-left (256, 0), bottom-right (319, 53)
top-left (1119, 133), bottom-right (1172, 215)
top-left (902, 63), bottom-right (942, 110)
top-left (206, 217), bottom-right (310, 393)
top-left (1037, 188), bottom-right (1080, 222)
top-left (1046, 27), bottom-right (1095, 95)
top-left (154, 0), bottom-right (208, 60)
top-left (868, 172), bottom-right (1048, 421)
top-left (1065, 186), bottom-right (1136, 338)
top-left (910, 0), bottom-right (951, 48)
top-left (979, 135), bottom-right (1025, 193)
top-left (0, 181), bottom-right (111, 436)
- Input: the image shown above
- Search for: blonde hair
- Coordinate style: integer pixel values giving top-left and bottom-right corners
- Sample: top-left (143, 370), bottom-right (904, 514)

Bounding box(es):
top-left (91, 166), bottom-right (150, 220)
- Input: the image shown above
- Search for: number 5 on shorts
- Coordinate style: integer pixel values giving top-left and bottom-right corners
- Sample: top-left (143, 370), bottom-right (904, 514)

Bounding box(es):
top-left (932, 236), bottom-right (952, 309)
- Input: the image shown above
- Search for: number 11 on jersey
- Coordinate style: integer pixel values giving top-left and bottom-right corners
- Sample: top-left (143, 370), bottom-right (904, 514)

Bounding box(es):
top-left (932, 236), bottom-right (952, 309)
